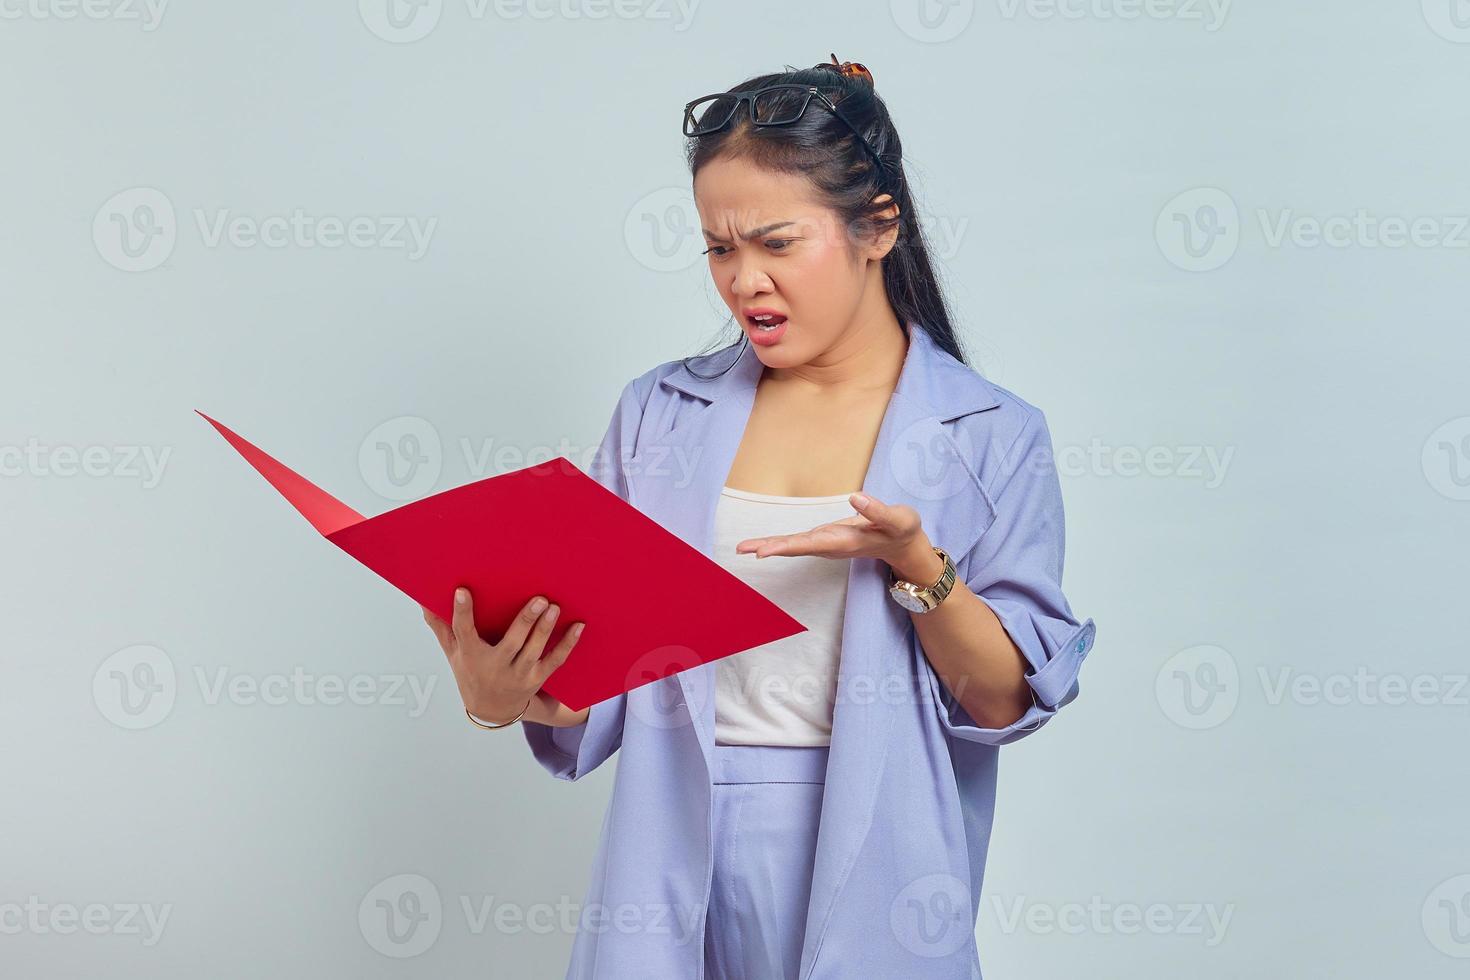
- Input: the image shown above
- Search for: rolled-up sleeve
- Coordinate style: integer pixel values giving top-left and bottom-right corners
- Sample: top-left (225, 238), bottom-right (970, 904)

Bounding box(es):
top-left (521, 375), bottom-right (645, 780)
top-left (923, 407), bottom-right (1097, 746)
top-left (523, 694), bottom-right (628, 781)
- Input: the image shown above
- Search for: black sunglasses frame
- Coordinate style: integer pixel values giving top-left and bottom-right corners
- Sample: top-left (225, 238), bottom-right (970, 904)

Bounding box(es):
top-left (682, 83), bottom-right (894, 187)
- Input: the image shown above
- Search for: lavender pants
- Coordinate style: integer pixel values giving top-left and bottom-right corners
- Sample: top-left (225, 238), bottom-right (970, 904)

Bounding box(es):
top-left (701, 742), bottom-right (830, 980)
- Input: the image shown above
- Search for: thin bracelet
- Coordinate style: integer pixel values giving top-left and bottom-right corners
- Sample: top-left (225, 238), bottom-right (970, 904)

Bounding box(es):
top-left (466, 698), bottom-right (532, 730)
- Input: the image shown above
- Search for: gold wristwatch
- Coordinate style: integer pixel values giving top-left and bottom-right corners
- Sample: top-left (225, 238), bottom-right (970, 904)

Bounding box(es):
top-left (887, 546), bottom-right (956, 614)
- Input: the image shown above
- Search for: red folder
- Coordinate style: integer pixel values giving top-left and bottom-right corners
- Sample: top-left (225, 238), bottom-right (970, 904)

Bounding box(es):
top-left (196, 411), bottom-right (807, 711)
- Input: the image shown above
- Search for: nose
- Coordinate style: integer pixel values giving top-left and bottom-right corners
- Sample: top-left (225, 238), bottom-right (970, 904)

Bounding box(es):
top-left (728, 256), bottom-right (773, 299)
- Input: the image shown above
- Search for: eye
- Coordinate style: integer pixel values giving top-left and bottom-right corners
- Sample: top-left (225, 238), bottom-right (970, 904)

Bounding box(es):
top-left (765, 239), bottom-right (793, 251)
top-left (701, 245), bottom-right (730, 258)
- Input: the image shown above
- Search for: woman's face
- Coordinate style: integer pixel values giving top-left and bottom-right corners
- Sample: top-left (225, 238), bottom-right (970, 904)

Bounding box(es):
top-left (693, 155), bottom-right (892, 368)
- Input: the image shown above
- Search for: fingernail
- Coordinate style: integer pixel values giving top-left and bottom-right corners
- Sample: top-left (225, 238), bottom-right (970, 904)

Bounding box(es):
top-left (573, 623), bottom-right (585, 636)
top-left (852, 492), bottom-right (869, 507)
top-left (531, 597), bottom-right (548, 613)
top-left (455, 588), bottom-right (467, 604)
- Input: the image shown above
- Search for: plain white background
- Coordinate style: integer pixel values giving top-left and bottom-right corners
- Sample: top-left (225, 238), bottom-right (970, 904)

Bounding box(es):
top-left (4, 2), bottom-right (1468, 976)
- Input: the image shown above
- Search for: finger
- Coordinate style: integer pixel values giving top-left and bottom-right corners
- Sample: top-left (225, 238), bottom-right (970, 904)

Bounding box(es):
top-left (849, 492), bottom-right (893, 528)
top-left (422, 607), bottom-right (453, 657)
top-left (493, 594), bottom-right (551, 658)
top-left (760, 517), bottom-right (879, 558)
top-left (531, 621), bottom-right (585, 686)
top-left (510, 600), bottom-right (560, 671)
top-left (771, 521), bottom-right (852, 555)
top-left (750, 532), bottom-right (815, 559)
top-left (450, 587), bottom-right (485, 653)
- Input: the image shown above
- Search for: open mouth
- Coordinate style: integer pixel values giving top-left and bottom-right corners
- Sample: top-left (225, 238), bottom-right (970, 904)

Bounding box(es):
top-left (745, 313), bottom-right (788, 331)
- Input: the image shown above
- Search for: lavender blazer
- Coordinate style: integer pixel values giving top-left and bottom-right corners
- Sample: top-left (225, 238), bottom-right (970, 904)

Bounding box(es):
top-left (522, 323), bottom-right (1098, 979)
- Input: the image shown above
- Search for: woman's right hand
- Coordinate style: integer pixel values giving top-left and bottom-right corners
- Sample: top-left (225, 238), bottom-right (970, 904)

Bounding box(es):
top-left (422, 587), bottom-right (585, 725)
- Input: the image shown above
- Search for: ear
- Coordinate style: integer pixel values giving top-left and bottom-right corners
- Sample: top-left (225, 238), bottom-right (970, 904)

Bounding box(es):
top-left (867, 193), bottom-right (901, 260)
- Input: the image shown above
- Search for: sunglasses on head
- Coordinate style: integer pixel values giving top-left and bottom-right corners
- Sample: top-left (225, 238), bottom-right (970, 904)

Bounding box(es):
top-left (682, 55), bottom-right (890, 183)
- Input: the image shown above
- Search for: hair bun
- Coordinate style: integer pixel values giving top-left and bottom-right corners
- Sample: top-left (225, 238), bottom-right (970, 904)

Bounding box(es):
top-left (823, 53), bottom-right (875, 89)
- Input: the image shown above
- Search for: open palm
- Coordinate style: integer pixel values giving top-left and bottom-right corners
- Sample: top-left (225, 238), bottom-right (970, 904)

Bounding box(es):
top-left (734, 492), bottom-right (922, 562)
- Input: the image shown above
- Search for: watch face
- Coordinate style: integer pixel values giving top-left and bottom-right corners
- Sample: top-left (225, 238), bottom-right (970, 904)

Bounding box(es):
top-left (889, 585), bottom-right (929, 613)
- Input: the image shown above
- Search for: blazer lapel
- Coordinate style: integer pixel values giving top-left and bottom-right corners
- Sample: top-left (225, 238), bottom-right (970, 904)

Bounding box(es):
top-left (624, 344), bottom-right (765, 771)
top-left (623, 323), bottom-right (1002, 979)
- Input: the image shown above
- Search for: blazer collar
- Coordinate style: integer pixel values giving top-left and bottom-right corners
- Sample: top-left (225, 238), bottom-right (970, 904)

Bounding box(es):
top-left (658, 320), bottom-right (1001, 423)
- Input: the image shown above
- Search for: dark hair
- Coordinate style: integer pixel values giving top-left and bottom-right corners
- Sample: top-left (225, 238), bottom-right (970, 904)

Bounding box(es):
top-left (679, 59), bottom-right (970, 379)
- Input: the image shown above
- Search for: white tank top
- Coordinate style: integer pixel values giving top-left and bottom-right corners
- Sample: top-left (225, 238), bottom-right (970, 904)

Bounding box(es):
top-left (711, 484), bottom-right (860, 746)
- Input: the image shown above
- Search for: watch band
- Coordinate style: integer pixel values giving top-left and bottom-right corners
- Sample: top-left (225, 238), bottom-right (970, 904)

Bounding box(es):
top-left (888, 546), bottom-right (956, 613)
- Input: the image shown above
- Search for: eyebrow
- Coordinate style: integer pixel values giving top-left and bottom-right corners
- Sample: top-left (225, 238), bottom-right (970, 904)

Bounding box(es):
top-left (701, 221), bottom-right (795, 242)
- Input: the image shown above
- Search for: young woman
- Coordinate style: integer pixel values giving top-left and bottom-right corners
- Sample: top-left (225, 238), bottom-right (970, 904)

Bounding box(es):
top-left (423, 55), bottom-right (1098, 980)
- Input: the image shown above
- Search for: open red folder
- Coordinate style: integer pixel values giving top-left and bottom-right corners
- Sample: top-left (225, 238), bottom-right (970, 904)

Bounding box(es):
top-left (196, 411), bottom-right (807, 711)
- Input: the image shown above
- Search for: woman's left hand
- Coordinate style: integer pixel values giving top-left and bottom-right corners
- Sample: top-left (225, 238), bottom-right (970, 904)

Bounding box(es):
top-left (734, 492), bottom-right (929, 571)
